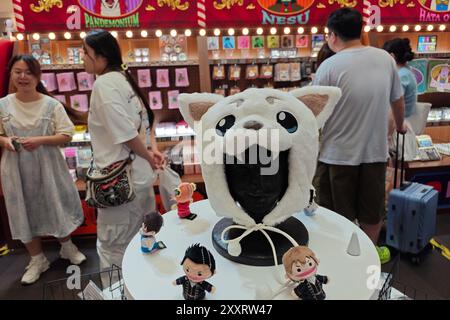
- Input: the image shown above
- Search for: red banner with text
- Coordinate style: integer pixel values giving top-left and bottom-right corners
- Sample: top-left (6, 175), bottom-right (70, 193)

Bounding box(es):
top-left (205, 0), bottom-right (362, 28)
top-left (376, 0), bottom-right (450, 25)
top-left (13, 0), bottom-right (450, 33)
top-left (15, 0), bottom-right (198, 32)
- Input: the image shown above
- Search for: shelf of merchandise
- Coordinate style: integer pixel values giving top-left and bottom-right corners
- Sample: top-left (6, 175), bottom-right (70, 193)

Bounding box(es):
top-left (415, 53), bottom-right (450, 59)
top-left (208, 56), bottom-right (316, 65)
top-left (40, 60), bottom-right (200, 71)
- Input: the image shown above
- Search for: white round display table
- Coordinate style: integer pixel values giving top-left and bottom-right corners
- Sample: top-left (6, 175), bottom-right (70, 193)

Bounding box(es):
top-left (123, 200), bottom-right (380, 300)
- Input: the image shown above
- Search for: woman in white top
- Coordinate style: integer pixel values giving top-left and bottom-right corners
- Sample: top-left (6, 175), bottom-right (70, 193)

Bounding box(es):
top-left (0, 55), bottom-right (86, 285)
top-left (82, 30), bottom-right (164, 273)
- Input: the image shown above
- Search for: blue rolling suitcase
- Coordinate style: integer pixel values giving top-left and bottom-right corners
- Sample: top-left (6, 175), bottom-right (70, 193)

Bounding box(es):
top-left (386, 133), bottom-right (438, 262)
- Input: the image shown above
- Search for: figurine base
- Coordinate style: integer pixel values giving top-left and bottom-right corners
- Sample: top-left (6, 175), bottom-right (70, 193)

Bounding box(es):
top-left (141, 241), bottom-right (167, 254)
top-left (212, 217), bottom-right (308, 266)
top-left (180, 213), bottom-right (197, 220)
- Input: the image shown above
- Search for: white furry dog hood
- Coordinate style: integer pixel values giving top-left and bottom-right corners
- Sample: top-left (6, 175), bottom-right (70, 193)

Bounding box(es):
top-left (179, 87), bottom-right (341, 227)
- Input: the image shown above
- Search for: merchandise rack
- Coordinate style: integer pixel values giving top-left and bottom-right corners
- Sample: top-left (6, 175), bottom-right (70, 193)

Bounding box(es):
top-left (43, 265), bottom-right (125, 300)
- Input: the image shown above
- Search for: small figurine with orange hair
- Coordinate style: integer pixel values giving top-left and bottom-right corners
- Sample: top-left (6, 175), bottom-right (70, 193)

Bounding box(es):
top-left (174, 182), bottom-right (197, 220)
top-left (282, 246), bottom-right (329, 300)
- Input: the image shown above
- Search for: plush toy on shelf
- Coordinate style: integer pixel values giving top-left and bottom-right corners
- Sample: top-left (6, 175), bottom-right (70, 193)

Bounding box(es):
top-left (282, 246), bottom-right (329, 300)
top-left (173, 244), bottom-right (216, 300)
top-left (140, 211), bottom-right (166, 254)
top-left (174, 182), bottom-right (197, 220)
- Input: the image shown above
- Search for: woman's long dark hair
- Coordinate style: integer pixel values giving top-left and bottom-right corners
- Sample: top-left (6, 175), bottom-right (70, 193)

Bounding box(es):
top-left (84, 30), bottom-right (154, 128)
top-left (8, 54), bottom-right (87, 125)
top-left (317, 43), bottom-right (335, 68)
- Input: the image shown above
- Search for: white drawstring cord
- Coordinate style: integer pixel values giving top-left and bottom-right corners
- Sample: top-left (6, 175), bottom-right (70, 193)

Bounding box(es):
top-left (220, 223), bottom-right (299, 284)
top-left (270, 280), bottom-right (297, 300)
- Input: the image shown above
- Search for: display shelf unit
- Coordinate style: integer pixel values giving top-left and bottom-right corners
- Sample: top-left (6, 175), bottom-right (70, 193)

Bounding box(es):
top-left (40, 60), bottom-right (200, 71)
top-left (208, 56), bottom-right (316, 65)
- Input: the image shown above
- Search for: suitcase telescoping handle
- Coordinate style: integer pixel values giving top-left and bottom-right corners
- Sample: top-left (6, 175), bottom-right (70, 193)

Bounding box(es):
top-left (393, 131), bottom-right (407, 190)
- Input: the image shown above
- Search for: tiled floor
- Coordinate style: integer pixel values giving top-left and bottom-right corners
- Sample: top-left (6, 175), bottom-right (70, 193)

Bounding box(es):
top-left (1, 213), bottom-right (449, 300)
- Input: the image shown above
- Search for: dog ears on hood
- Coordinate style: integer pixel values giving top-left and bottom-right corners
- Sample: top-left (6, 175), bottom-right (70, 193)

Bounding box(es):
top-left (289, 86), bottom-right (342, 129)
top-left (178, 93), bottom-right (224, 129)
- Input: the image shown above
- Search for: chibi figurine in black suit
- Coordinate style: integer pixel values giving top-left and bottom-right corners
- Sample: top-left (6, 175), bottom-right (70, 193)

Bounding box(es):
top-left (173, 244), bottom-right (216, 300)
top-left (282, 246), bottom-right (329, 300)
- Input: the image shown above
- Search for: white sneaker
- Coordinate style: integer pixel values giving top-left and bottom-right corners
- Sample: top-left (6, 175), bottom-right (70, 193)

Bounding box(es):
top-left (60, 242), bottom-right (87, 265)
top-left (21, 256), bottom-right (50, 285)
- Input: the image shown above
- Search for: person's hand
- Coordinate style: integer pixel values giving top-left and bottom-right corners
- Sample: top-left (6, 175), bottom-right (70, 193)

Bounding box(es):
top-left (152, 149), bottom-right (166, 168)
top-left (20, 137), bottom-right (44, 151)
top-left (210, 286), bottom-right (216, 294)
top-left (148, 149), bottom-right (166, 170)
top-left (1, 136), bottom-right (18, 152)
top-left (396, 122), bottom-right (407, 135)
top-left (172, 281), bottom-right (177, 286)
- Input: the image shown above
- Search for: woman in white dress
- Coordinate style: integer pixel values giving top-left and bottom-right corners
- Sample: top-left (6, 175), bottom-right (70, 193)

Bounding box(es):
top-left (0, 55), bottom-right (86, 285)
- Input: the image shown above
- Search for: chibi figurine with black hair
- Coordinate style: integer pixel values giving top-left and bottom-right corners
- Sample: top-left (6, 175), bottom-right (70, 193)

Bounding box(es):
top-left (140, 211), bottom-right (166, 254)
top-left (282, 246), bottom-right (329, 300)
top-left (173, 244), bottom-right (216, 300)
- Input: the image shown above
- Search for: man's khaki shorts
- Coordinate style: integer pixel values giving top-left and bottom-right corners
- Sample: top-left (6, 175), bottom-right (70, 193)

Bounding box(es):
top-left (313, 161), bottom-right (387, 225)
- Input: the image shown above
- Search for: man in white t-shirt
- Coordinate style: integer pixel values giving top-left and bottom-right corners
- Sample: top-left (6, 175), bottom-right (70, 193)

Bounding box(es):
top-left (312, 8), bottom-right (406, 264)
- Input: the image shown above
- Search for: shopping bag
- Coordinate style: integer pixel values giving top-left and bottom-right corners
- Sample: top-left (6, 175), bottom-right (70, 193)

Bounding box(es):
top-left (157, 166), bottom-right (182, 211)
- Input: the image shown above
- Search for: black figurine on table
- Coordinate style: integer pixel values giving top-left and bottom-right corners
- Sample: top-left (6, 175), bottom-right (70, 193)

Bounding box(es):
top-left (173, 244), bottom-right (216, 300)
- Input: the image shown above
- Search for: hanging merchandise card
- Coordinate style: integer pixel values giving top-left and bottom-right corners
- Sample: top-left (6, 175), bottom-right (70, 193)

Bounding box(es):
top-left (141, 48), bottom-right (150, 62)
top-left (260, 65), bottom-right (274, 79)
top-left (237, 36), bottom-right (250, 50)
top-left (275, 63), bottom-right (291, 82)
top-left (267, 35), bottom-right (280, 49)
top-left (56, 72), bottom-right (77, 92)
top-left (408, 59), bottom-right (428, 94)
top-left (281, 35), bottom-right (294, 48)
top-left (64, 147), bottom-right (78, 170)
top-left (223, 36), bottom-right (236, 50)
top-left (54, 95), bottom-right (66, 105)
top-left (134, 48), bottom-right (143, 62)
top-left (427, 60), bottom-right (450, 93)
top-left (296, 35), bottom-right (309, 48)
top-left (149, 91), bottom-right (163, 110)
top-left (137, 69), bottom-right (152, 88)
top-left (156, 69), bottom-right (170, 88)
top-left (175, 68), bottom-right (190, 87)
top-left (41, 73), bottom-right (57, 92)
top-left (207, 37), bottom-right (220, 50)
top-left (246, 65), bottom-right (259, 80)
top-left (67, 48), bottom-right (82, 64)
top-left (168, 90), bottom-right (180, 109)
top-left (76, 72), bottom-right (94, 91)
top-left (213, 65), bottom-right (226, 80)
top-left (252, 36), bottom-right (265, 49)
top-left (311, 34), bottom-right (326, 56)
top-left (290, 63), bottom-right (301, 81)
top-left (77, 147), bottom-right (92, 168)
top-left (70, 94), bottom-right (89, 112)
top-left (229, 65), bottom-right (242, 81)
top-left (301, 61), bottom-right (313, 77)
